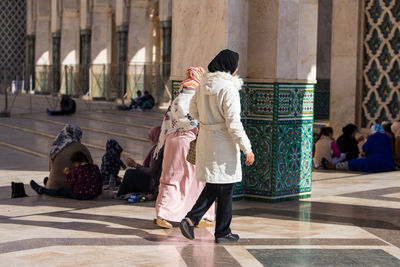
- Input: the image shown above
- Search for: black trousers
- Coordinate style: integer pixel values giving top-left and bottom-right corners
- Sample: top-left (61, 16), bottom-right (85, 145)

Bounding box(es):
top-left (43, 187), bottom-right (91, 200)
top-left (186, 183), bottom-right (234, 238)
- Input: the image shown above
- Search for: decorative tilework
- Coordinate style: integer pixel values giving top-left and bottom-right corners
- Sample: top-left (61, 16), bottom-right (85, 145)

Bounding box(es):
top-left (0, 0), bottom-right (26, 89)
top-left (172, 81), bottom-right (314, 202)
top-left (363, 0), bottom-right (400, 127)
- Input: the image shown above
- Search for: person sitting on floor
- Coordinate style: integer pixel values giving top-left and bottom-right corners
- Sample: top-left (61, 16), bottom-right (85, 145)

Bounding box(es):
top-left (139, 91), bottom-right (155, 111)
top-left (336, 123), bottom-right (364, 161)
top-left (45, 124), bottom-right (93, 190)
top-left (324, 124), bottom-right (394, 173)
top-left (129, 91), bottom-right (144, 110)
top-left (30, 151), bottom-right (103, 200)
top-left (101, 139), bottom-right (126, 188)
top-left (382, 121), bottom-right (395, 148)
top-left (313, 127), bottom-right (345, 169)
top-left (46, 95), bottom-right (76, 116)
top-left (391, 121), bottom-right (400, 169)
top-left (117, 126), bottom-right (163, 198)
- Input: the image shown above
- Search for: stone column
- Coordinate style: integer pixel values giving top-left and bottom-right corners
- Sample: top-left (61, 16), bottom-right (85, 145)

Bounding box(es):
top-left (60, 0), bottom-right (80, 96)
top-left (34, 0), bottom-right (51, 93)
top-left (330, 0), bottom-right (363, 133)
top-left (80, 0), bottom-right (92, 95)
top-left (159, 0), bottom-right (172, 79)
top-left (90, 1), bottom-right (113, 99)
top-left (315, 0), bottom-right (332, 120)
top-left (171, 0), bottom-right (248, 80)
top-left (126, 0), bottom-right (151, 100)
top-left (26, 0), bottom-right (36, 91)
top-left (171, 0), bottom-right (318, 201)
top-left (116, 0), bottom-right (130, 97)
top-left (51, 0), bottom-right (62, 94)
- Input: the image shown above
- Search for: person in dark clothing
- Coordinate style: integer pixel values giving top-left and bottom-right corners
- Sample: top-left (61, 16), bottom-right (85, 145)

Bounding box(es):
top-left (117, 126), bottom-right (163, 198)
top-left (336, 124), bottom-right (363, 161)
top-left (30, 151), bottom-right (103, 200)
top-left (129, 91), bottom-right (144, 110)
top-left (382, 121), bottom-right (395, 148)
top-left (139, 91), bottom-right (155, 110)
top-left (101, 139), bottom-right (126, 187)
top-left (46, 95), bottom-right (76, 116)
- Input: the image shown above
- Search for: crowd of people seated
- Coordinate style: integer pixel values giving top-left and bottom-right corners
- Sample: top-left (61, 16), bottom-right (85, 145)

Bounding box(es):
top-left (313, 121), bottom-right (400, 172)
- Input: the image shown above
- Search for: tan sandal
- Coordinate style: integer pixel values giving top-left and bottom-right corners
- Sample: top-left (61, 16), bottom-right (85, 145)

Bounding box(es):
top-left (154, 217), bottom-right (173, 229)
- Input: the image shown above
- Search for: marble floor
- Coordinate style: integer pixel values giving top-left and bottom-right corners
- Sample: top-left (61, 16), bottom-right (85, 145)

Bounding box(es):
top-left (1, 95), bottom-right (400, 266)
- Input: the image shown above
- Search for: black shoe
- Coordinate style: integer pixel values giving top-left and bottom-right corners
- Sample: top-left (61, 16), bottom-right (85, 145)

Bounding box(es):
top-left (180, 218), bottom-right (195, 240)
top-left (43, 177), bottom-right (48, 186)
top-left (30, 180), bottom-right (44, 195)
top-left (11, 182), bottom-right (28, 198)
top-left (215, 233), bottom-right (240, 243)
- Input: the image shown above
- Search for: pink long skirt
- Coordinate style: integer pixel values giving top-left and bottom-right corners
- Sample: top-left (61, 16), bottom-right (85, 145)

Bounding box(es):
top-left (155, 130), bottom-right (215, 222)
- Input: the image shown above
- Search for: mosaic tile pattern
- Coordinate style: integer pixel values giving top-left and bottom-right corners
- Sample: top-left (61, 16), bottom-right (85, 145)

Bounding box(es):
top-left (0, 0), bottom-right (26, 89)
top-left (363, 0), bottom-right (400, 127)
top-left (172, 81), bottom-right (314, 201)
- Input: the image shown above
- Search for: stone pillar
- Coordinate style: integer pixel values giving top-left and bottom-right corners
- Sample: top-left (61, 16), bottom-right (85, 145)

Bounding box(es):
top-left (116, 0), bottom-right (130, 97)
top-left (171, 0), bottom-right (318, 201)
top-left (315, 0), bottom-right (332, 120)
top-left (330, 0), bottom-right (363, 133)
top-left (90, 1), bottom-right (113, 99)
top-left (80, 0), bottom-right (92, 95)
top-left (26, 0), bottom-right (36, 91)
top-left (126, 0), bottom-right (151, 100)
top-left (171, 0), bottom-right (248, 80)
top-left (60, 0), bottom-right (80, 95)
top-left (34, 0), bottom-right (51, 93)
top-left (159, 0), bottom-right (172, 79)
top-left (51, 0), bottom-right (62, 94)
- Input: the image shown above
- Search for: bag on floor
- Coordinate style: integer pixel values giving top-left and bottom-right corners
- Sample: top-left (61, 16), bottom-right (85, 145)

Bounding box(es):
top-left (11, 182), bottom-right (28, 198)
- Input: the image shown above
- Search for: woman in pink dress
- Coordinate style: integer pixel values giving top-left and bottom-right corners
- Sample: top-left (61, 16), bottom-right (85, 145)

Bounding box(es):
top-left (153, 67), bottom-right (215, 228)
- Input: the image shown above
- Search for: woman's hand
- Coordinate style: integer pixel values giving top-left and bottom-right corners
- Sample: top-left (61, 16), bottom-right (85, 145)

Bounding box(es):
top-left (63, 167), bottom-right (70, 175)
top-left (245, 152), bottom-right (255, 166)
top-left (125, 157), bottom-right (137, 168)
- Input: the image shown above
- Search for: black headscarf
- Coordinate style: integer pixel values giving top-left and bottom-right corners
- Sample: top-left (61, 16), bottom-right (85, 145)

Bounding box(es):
top-left (342, 124), bottom-right (357, 137)
top-left (207, 49), bottom-right (239, 74)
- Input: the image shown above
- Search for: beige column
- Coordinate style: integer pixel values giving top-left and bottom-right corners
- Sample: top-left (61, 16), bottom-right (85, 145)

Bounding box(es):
top-left (35, 0), bottom-right (52, 92)
top-left (126, 0), bottom-right (151, 99)
top-left (329, 0), bottom-right (363, 133)
top-left (170, 0), bottom-right (248, 80)
top-left (60, 0), bottom-right (80, 95)
top-left (247, 0), bottom-right (318, 83)
top-left (90, 1), bottom-right (113, 98)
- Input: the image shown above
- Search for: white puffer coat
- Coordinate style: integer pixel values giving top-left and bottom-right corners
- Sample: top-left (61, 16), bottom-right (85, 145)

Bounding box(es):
top-left (189, 71), bottom-right (252, 184)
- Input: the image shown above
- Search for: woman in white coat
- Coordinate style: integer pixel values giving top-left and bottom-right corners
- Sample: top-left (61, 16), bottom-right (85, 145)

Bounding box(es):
top-left (179, 49), bottom-right (255, 243)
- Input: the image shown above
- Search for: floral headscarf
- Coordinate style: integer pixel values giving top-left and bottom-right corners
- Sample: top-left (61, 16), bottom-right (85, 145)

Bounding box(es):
top-left (49, 125), bottom-right (82, 160)
top-left (371, 124), bottom-right (385, 135)
top-left (391, 122), bottom-right (400, 138)
top-left (180, 67), bottom-right (205, 89)
top-left (154, 67), bottom-right (205, 159)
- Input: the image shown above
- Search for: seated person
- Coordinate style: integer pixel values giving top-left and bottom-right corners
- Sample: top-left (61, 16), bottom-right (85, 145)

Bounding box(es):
top-left (46, 95), bottom-right (76, 116)
top-left (139, 91), bottom-right (155, 110)
top-left (325, 124), bottom-right (394, 173)
top-left (314, 127), bottom-right (345, 168)
top-left (117, 126), bottom-right (163, 198)
top-left (101, 139), bottom-right (126, 188)
top-left (382, 121), bottom-right (395, 148)
top-left (336, 124), bottom-right (364, 161)
top-left (391, 122), bottom-right (400, 168)
top-left (30, 151), bottom-right (103, 200)
top-left (129, 90), bottom-right (144, 110)
top-left (45, 125), bottom-right (93, 190)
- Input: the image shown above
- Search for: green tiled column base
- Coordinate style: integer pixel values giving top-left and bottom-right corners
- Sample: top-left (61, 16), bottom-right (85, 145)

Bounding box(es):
top-left (172, 80), bottom-right (314, 202)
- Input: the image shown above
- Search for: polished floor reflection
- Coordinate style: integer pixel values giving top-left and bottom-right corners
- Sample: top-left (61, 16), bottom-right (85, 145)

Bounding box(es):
top-left (0, 95), bottom-right (400, 266)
